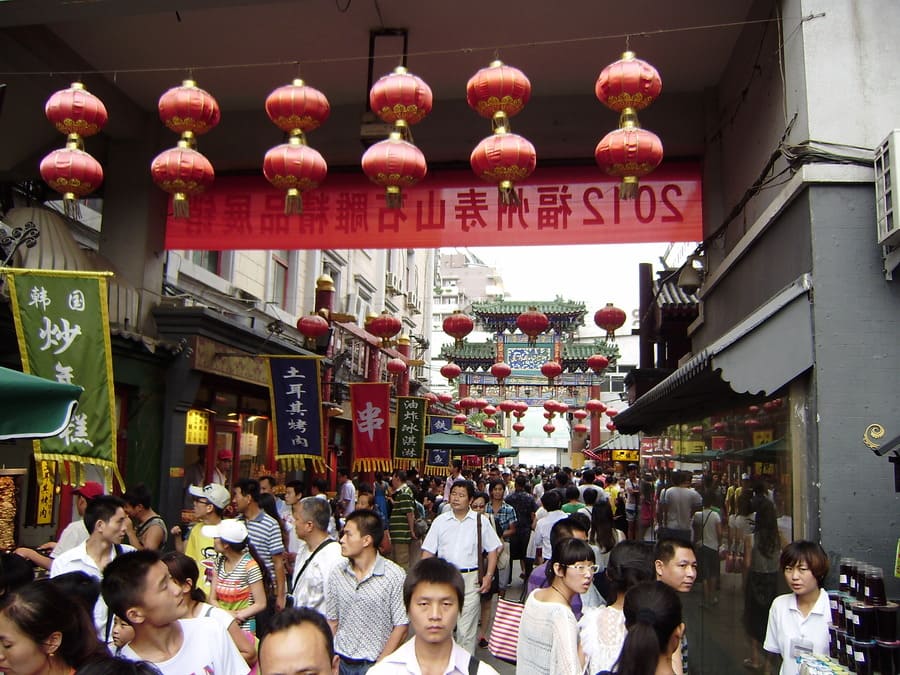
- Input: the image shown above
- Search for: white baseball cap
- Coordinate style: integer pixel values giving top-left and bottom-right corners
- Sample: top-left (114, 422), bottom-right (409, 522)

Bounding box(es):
top-left (188, 483), bottom-right (231, 509)
top-left (201, 519), bottom-right (248, 544)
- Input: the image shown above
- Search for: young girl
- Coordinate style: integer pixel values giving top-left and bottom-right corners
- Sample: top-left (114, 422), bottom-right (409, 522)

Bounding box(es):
top-left (201, 519), bottom-right (268, 635)
top-left (111, 614), bottom-right (135, 655)
top-left (598, 581), bottom-right (684, 675)
top-left (162, 551), bottom-right (258, 668)
top-left (517, 537), bottom-right (596, 675)
top-left (763, 541), bottom-right (831, 675)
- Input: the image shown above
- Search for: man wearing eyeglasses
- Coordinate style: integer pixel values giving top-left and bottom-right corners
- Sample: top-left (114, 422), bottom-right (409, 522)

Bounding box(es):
top-left (170, 482), bottom-right (230, 595)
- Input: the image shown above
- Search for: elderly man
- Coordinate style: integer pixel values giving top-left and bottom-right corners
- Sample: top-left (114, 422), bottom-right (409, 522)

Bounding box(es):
top-left (289, 497), bottom-right (343, 614)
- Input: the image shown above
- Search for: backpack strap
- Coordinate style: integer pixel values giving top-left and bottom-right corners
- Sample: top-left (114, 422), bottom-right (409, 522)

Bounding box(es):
top-left (468, 654), bottom-right (479, 675)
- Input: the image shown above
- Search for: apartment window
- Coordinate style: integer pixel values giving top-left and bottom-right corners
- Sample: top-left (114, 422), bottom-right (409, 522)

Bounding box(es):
top-left (272, 250), bottom-right (289, 310)
top-left (189, 250), bottom-right (220, 274)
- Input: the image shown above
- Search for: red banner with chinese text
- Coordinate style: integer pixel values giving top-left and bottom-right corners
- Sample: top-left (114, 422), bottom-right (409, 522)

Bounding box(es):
top-left (349, 382), bottom-right (392, 473)
top-left (164, 163), bottom-right (702, 250)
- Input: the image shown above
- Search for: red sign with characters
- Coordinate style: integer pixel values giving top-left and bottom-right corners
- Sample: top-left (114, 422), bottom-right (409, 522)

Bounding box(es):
top-left (163, 162), bottom-right (701, 251)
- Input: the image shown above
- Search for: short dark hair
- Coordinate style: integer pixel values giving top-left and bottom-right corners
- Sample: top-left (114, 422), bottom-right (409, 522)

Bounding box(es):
top-left (514, 475), bottom-right (529, 490)
top-left (312, 478), bottom-right (328, 493)
top-left (583, 487), bottom-right (599, 506)
top-left (547, 538), bottom-right (595, 581)
top-left (338, 468), bottom-right (351, 479)
top-left (606, 541), bottom-right (656, 598)
top-left (582, 469), bottom-right (596, 483)
top-left (403, 557), bottom-right (465, 610)
top-left (101, 550), bottom-right (161, 621)
top-left (299, 496), bottom-right (332, 532)
top-left (0, 552), bottom-right (37, 595)
top-left (451, 459), bottom-right (462, 470)
top-left (392, 468), bottom-right (408, 481)
top-left (258, 475), bottom-right (277, 488)
top-left (449, 479), bottom-right (475, 500)
top-left (345, 509), bottom-right (383, 548)
top-left (74, 657), bottom-right (163, 675)
top-left (488, 479), bottom-right (506, 493)
top-left (780, 540), bottom-right (830, 587)
top-left (285, 480), bottom-right (304, 494)
top-left (48, 571), bottom-right (100, 619)
top-left (565, 485), bottom-right (580, 501)
top-left (234, 478), bottom-right (260, 503)
top-left (122, 483), bottom-right (153, 509)
top-left (654, 538), bottom-right (694, 565)
top-left (84, 495), bottom-right (126, 534)
top-left (541, 490), bottom-right (562, 512)
top-left (260, 607), bottom-right (334, 666)
top-left (550, 517), bottom-right (589, 549)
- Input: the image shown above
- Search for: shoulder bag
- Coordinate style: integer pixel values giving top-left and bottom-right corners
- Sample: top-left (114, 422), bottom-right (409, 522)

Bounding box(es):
top-left (285, 538), bottom-right (334, 607)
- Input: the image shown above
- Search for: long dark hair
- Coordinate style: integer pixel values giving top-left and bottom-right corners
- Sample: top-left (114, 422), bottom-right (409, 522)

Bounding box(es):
top-left (161, 551), bottom-right (207, 604)
top-left (613, 581), bottom-right (683, 675)
top-left (0, 580), bottom-right (108, 669)
top-left (754, 499), bottom-right (779, 558)
top-left (589, 499), bottom-right (617, 552)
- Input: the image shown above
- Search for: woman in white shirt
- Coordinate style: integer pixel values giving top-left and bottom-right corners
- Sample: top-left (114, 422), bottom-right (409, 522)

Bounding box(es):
top-left (763, 541), bottom-right (832, 675)
top-left (517, 537), bottom-right (595, 675)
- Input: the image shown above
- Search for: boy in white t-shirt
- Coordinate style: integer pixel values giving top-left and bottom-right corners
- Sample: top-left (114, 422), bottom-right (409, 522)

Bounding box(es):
top-left (101, 549), bottom-right (248, 675)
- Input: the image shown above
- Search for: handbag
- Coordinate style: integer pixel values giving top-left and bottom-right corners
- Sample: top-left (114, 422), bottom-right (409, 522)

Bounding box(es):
top-left (488, 596), bottom-right (525, 663)
top-left (497, 541), bottom-right (511, 571)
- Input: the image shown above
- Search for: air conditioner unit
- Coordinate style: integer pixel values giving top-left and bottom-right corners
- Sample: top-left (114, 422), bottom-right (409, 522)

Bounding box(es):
top-left (875, 130), bottom-right (900, 247)
top-left (405, 290), bottom-right (418, 310)
top-left (385, 272), bottom-right (404, 296)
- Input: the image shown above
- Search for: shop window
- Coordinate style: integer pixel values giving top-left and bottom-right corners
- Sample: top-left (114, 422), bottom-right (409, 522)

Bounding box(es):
top-left (271, 250), bottom-right (289, 310)
top-left (188, 250), bottom-right (220, 275)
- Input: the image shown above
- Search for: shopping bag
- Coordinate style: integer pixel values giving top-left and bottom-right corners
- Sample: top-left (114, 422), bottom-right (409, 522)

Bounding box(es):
top-left (488, 596), bottom-right (525, 663)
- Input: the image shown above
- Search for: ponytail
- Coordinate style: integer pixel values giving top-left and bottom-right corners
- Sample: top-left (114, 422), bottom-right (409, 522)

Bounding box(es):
top-left (613, 621), bottom-right (664, 675)
top-left (614, 581), bottom-right (683, 675)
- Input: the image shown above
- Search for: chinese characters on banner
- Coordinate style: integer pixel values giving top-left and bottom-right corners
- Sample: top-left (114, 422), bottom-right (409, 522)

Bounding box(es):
top-left (428, 415), bottom-right (454, 435)
top-left (393, 397), bottom-right (426, 469)
top-left (36, 460), bottom-right (56, 525)
top-left (164, 163), bottom-right (702, 251)
top-left (425, 447), bottom-right (451, 475)
top-left (5, 270), bottom-right (121, 488)
top-left (349, 382), bottom-right (392, 473)
top-left (265, 357), bottom-right (324, 471)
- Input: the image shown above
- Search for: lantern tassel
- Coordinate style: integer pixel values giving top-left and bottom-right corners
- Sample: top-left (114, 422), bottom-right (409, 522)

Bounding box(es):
top-left (284, 188), bottom-right (303, 214)
top-left (62, 193), bottom-right (82, 220)
top-left (385, 187), bottom-right (402, 209)
top-left (499, 181), bottom-right (520, 206)
top-left (620, 177), bottom-right (639, 200)
top-left (173, 193), bottom-right (190, 218)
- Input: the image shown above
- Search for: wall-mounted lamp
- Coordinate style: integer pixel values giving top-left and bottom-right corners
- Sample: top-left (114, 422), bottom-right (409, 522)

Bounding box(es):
top-left (677, 255), bottom-right (704, 295)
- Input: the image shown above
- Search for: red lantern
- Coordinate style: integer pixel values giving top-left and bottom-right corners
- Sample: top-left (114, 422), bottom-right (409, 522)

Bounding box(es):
top-left (606, 409), bottom-right (619, 418)
top-left (516, 307), bottom-right (549, 344)
top-left (296, 313), bottom-right (329, 343)
top-left (40, 143), bottom-right (104, 217)
top-left (263, 139), bottom-right (327, 214)
top-left (595, 51), bottom-right (662, 115)
top-left (454, 413), bottom-right (468, 425)
top-left (513, 410), bottom-right (525, 420)
top-left (573, 423), bottom-right (589, 435)
top-left (45, 82), bottom-right (108, 141)
top-left (713, 421), bottom-right (727, 433)
top-left (514, 401), bottom-right (529, 414)
top-left (595, 116), bottom-right (663, 199)
top-left (423, 392), bottom-right (438, 408)
top-left (540, 361), bottom-right (562, 384)
top-left (498, 400), bottom-right (517, 414)
top-left (459, 397), bottom-right (477, 412)
top-left (543, 400), bottom-right (558, 415)
top-left (483, 418), bottom-right (497, 430)
top-left (438, 393), bottom-right (454, 405)
top-left (542, 423), bottom-right (556, 437)
top-left (362, 131), bottom-right (427, 208)
top-left (587, 354), bottom-right (610, 374)
top-left (745, 418), bottom-right (761, 429)
top-left (265, 79), bottom-right (330, 135)
top-left (158, 80), bottom-right (220, 140)
top-left (470, 131), bottom-right (536, 205)
top-left (691, 425), bottom-right (704, 435)
top-left (369, 66), bottom-right (433, 132)
top-left (443, 311), bottom-right (474, 346)
top-left (474, 398), bottom-right (489, 411)
top-left (440, 363), bottom-right (461, 382)
top-left (573, 409), bottom-right (588, 421)
top-left (366, 310), bottom-right (402, 346)
top-left (594, 303), bottom-right (627, 339)
top-left (748, 405), bottom-right (761, 414)
top-left (490, 361), bottom-right (512, 384)
top-left (606, 422), bottom-right (617, 432)
top-left (543, 411), bottom-right (554, 420)
top-left (513, 422), bottom-right (525, 435)
top-left (483, 405), bottom-right (497, 417)
top-left (585, 399), bottom-right (607, 415)
top-left (386, 357), bottom-right (408, 376)
top-left (466, 60), bottom-right (532, 122)
top-left (150, 141), bottom-right (215, 218)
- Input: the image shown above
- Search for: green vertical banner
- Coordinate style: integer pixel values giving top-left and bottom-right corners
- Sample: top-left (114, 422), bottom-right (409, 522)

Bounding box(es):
top-left (393, 396), bottom-right (426, 470)
top-left (4, 269), bottom-right (121, 488)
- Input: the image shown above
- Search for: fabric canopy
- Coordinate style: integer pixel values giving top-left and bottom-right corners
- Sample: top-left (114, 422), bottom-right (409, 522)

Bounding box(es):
top-left (424, 430), bottom-right (499, 457)
top-left (0, 366), bottom-right (83, 440)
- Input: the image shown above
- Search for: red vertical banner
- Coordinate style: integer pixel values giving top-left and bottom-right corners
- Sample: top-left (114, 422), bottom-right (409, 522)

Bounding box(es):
top-left (349, 382), bottom-right (392, 473)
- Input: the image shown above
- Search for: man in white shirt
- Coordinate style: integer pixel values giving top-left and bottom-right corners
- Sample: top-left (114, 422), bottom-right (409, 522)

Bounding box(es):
top-left (532, 490), bottom-right (568, 566)
top-left (337, 468), bottom-right (357, 518)
top-left (369, 557), bottom-right (498, 675)
top-left (50, 494), bottom-right (135, 642)
top-left (290, 497), bottom-right (343, 614)
top-left (211, 448), bottom-right (233, 486)
top-left (421, 479), bottom-right (501, 655)
top-left (102, 549), bottom-right (247, 675)
top-left (658, 471), bottom-right (702, 542)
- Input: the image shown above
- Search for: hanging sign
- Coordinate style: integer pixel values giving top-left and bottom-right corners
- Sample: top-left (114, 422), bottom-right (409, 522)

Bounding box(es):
top-left (164, 163), bottom-right (702, 251)
top-left (425, 447), bottom-right (451, 475)
top-left (349, 382), bottom-right (392, 473)
top-left (428, 415), bottom-right (454, 435)
top-left (393, 397), bottom-right (426, 469)
top-left (266, 356), bottom-right (324, 471)
top-left (5, 269), bottom-right (121, 487)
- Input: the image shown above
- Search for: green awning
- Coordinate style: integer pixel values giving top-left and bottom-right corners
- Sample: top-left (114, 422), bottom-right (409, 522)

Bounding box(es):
top-left (499, 448), bottom-right (519, 458)
top-left (0, 367), bottom-right (83, 440)
top-left (424, 430), bottom-right (499, 457)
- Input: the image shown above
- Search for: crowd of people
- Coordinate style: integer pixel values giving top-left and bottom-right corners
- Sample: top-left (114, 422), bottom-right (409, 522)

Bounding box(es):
top-left (0, 460), bottom-right (832, 675)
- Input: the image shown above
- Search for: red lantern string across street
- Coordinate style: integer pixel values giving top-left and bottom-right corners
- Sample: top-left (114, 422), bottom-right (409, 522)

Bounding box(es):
top-left (438, 393), bottom-right (454, 405)
top-left (440, 363), bottom-right (461, 383)
top-left (595, 51), bottom-right (662, 116)
top-left (606, 409), bottom-right (619, 418)
top-left (543, 400), bottom-right (558, 417)
top-left (543, 423), bottom-right (556, 437)
top-left (443, 311), bottom-right (474, 347)
top-left (423, 392), bottom-right (438, 408)
top-left (586, 399), bottom-right (607, 416)
top-left (595, 117), bottom-right (663, 199)
top-left (594, 303), bottom-right (627, 339)
top-left (516, 307), bottom-right (549, 344)
top-left (474, 398), bottom-right (489, 411)
top-left (158, 80), bottom-right (221, 141)
top-left (266, 79), bottom-right (331, 135)
top-left (459, 397), bottom-right (477, 412)
top-left (296, 313), bottom-right (329, 348)
top-left (490, 361), bottom-right (512, 385)
top-left (467, 61), bottom-right (531, 123)
top-left (386, 357), bottom-right (408, 376)
top-left (366, 310), bottom-right (402, 347)
top-left (45, 82), bottom-right (108, 145)
top-left (513, 422), bottom-right (525, 436)
top-left (483, 405), bottom-right (497, 417)
top-left (587, 354), bottom-right (610, 374)
top-left (483, 418), bottom-right (497, 430)
top-left (573, 423), bottom-right (589, 435)
top-left (498, 400), bottom-right (517, 414)
top-left (513, 410), bottom-right (525, 420)
top-left (362, 131), bottom-right (427, 208)
top-left (606, 422), bottom-right (617, 432)
top-left (541, 361), bottom-right (562, 385)
top-left (514, 401), bottom-right (529, 415)
top-left (573, 409), bottom-right (589, 421)
top-left (454, 413), bottom-right (468, 425)
top-left (369, 66), bottom-right (433, 140)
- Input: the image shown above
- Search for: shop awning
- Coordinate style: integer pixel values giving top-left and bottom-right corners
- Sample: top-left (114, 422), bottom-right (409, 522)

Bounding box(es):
top-left (0, 367), bottom-right (83, 440)
top-left (424, 430), bottom-right (499, 457)
top-left (498, 448), bottom-right (519, 458)
top-left (722, 437), bottom-right (787, 460)
top-left (616, 275), bottom-right (814, 435)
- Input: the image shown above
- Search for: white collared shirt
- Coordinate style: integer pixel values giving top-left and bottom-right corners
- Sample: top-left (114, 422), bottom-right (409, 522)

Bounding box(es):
top-left (763, 588), bottom-right (831, 675)
top-left (421, 509), bottom-right (502, 570)
top-left (368, 637), bottom-right (499, 675)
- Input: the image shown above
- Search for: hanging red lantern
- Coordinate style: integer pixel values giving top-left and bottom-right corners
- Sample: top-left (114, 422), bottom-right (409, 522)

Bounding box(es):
top-left (594, 303), bottom-right (627, 339)
top-left (606, 421), bottom-right (617, 432)
top-left (263, 139), bottom-right (327, 214)
top-left (474, 398), bottom-right (489, 411)
top-left (513, 422), bottom-right (525, 435)
top-left (513, 410), bottom-right (525, 420)
top-left (265, 79), bottom-right (330, 135)
top-left (691, 425), bottom-right (704, 435)
top-left (748, 405), bottom-right (761, 414)
top-left (483, 418), bottom-right (497, 430)
top-left (366, 310), bottom-right (403, 346)
top-left (498, 400), bottom-right (517, 414)
top-left (483, 405), bottom-right (497, 417)
top-left (466, 60), bottom-right (531, 122)
top-left (443, 311), bottom-right (475, 346)
top-left (540, 361), bottom-right (562, 384)
top-left (440, 363), bottom-right (461, 382)
top-left (490, 361), bottom-right (512, 384)
top-left (713, 421), bottom-right (727, 433)
top-left (40, 142), bottom-right (104, 218)
top-left (459, 397), bottom-right (477, 412)
top-left (361, 131), bottom-right (427, 208)
top-left (585, 399), bottom-right (607, 416)
top-left (150, 140), bottom-right (215, 218)
top-left (514, 401), bottom-right (529, 414)
top-left (745, 418), bottom-right (761, 429)
top-left (369, 66), bottom-right (433, 134)
top-left (543, 411), bottom-right (554, 420)
top-left (595, 114), bottom-right (663, 199)
top-left (438, 392), bottom-right (454, 405)
top-left (158, 80), bottom-right (221, 140)
top-left (606, 409), bottom-right (619, 418)
top-left (573, 409), bottom-right (589, 421)
top-left (587, 354), bottom-right (610, 374)
top-left (454, 413), bottom-right (468, 425)
top-left (595, 51), bottom-right (662, 115)
top-left (423, 392), bottom-right (438, 408)
top-left (542, 423), bottom-right (556, 437)
top-left (516, 307), bottom-right (549, 344)
top-left (296, 313), bottom-right (330, 346)
top-left (470, 130), bottom-right (536, 206)
top-left (45, 82), bottom-right (108, 141)
top-left (543, 400), bottom-right (558, 415)
top-left (386, 357), bottom-right (408, 376)
top-left (573, 423), bottom-right (589, 435)
top-left (555, 401), bottom-right (569, 416)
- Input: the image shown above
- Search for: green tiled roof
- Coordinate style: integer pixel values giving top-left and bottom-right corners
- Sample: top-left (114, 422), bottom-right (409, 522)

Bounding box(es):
top-left (469, 299), bottom-right (588, 334)
top-left (440, 339), bottom-right (620, 370)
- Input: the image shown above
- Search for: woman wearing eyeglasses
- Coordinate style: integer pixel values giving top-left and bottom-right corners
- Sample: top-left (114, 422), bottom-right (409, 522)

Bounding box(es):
top-left (517, 537), bottom-right (596, 675)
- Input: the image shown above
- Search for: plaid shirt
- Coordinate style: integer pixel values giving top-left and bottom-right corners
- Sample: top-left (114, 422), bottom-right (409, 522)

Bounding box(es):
top-left (486, 501), bottom-right (517, 538)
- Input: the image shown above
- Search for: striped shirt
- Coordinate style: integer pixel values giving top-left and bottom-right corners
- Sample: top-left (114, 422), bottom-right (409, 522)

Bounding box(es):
top-left (213, 552), bottom-right (262, 632)
top-left (242, 510), bottom-right (284, 580)
top-left (389, 484), bottom-right (415, 544)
